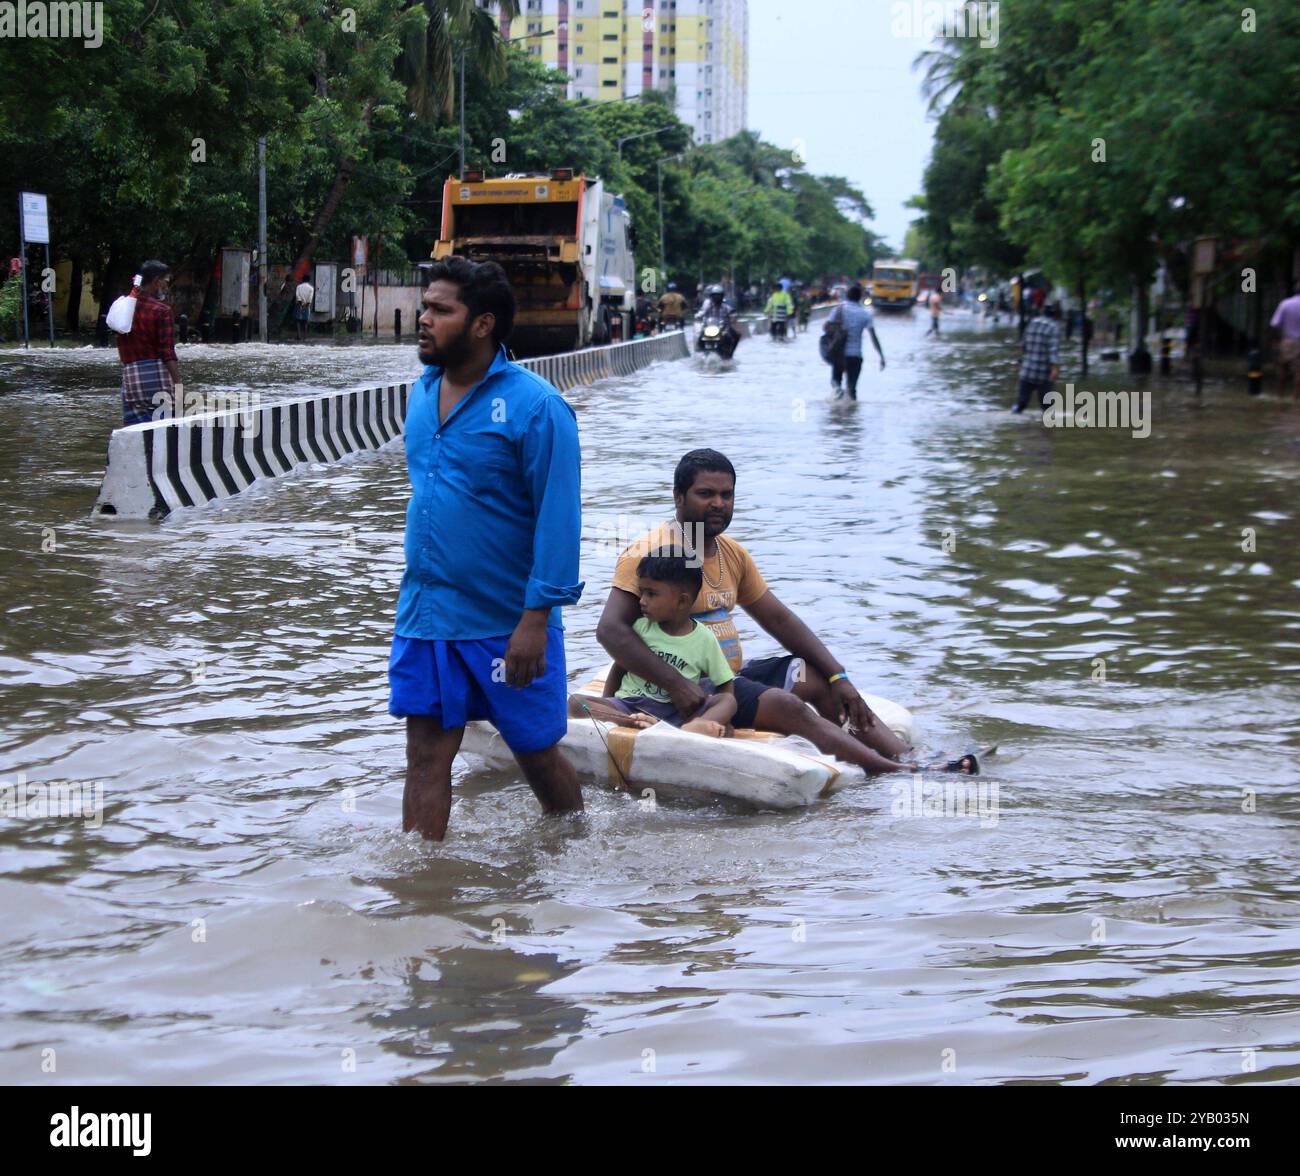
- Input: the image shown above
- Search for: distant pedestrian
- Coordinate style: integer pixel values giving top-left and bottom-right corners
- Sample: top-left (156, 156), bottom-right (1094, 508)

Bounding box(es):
top-left (1013, 303), bottom-right (1060, 413)
top-left (1269, 281), bottom-right (1300, 400)
top-left (826, 283), bottom-right (885, 400)
top-left (927, 290), bottom-right (942, 336)
top-left (115, 260), bottom-right (180, 426)
top-left (294, 277), bottom-right (314, 341)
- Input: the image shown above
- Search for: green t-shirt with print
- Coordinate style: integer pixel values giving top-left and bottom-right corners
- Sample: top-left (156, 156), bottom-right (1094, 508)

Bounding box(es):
top-left (616, 618), bottom-right (735, 703)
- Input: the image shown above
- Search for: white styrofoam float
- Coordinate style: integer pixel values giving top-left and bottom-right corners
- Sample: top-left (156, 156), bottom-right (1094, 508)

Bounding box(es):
top-left (458, 676), bottom-right (916, 810)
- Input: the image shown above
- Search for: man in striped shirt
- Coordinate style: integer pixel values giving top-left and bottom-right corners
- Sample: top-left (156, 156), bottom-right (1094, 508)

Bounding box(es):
top-left (1013, 303), bottom-right (1060, 413)
top-left (115, 260), bottom-right (181, 425)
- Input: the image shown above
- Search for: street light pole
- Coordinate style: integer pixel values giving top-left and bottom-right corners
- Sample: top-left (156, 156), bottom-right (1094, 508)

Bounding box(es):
top-left (257, 136), bottom-right (267, 342)
top-left (656, 152), bottom-right (684, 287)
top-left (617, 124), bottom-right (676, 160)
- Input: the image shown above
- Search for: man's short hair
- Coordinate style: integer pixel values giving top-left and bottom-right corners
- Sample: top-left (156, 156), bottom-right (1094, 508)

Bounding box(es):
top-left (673, 448), bottom-right (736, 496)
top-left (426, 256), bottom-right (516, 343)
top-left (140, 259), bottom-right (170, 285)
top-left (637, 551), bottom-right (703, 598)
top-left (847, 284), bottom-right (863, 302)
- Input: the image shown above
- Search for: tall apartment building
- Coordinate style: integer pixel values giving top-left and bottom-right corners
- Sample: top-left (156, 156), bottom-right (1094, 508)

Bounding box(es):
top-left (477, 0), bottom-right (748, 144)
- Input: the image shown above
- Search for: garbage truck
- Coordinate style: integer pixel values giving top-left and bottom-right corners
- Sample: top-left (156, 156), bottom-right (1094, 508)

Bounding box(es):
top-left (433, 168), bottom-right (636, 356)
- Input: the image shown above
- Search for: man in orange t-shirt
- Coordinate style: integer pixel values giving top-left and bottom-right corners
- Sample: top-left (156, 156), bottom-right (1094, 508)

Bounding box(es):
top-left (599, 448), bottom-right (917, 773)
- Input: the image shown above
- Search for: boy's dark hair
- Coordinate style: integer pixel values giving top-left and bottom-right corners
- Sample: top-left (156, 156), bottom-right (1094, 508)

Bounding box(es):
top-left (637, 551), bottom-right (703, 599)
top-left (139, 260), bottom-right (171, 285)
top-left (673, 448), bottom-right (736, 496)
top-left (425, 256), bottom-right (516, 343)
top-left (847, 283), bottom-right (863, 302)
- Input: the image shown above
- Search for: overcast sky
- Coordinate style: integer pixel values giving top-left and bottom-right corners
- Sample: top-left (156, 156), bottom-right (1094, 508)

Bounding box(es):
top-left (747, 0), bottom-right (937, 252)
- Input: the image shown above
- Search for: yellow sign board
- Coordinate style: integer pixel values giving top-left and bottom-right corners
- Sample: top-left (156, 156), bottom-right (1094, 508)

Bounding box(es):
top-left (449, 179), bottom-right (583, 205)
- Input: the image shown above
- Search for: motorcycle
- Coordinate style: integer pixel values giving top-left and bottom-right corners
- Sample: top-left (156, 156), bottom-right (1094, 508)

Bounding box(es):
top-left (696, 311), bottom-right (737, 358)
top-left (769, 314), bottom-right (790, 342)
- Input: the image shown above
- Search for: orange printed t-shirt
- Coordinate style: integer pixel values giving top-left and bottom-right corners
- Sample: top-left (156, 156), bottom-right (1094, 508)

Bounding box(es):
top-left (612, 521), bottom-right (769, 672)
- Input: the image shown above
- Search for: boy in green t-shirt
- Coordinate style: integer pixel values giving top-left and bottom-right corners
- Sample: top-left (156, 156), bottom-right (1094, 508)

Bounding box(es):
top-left (569, 552), bottom-right (737, 737)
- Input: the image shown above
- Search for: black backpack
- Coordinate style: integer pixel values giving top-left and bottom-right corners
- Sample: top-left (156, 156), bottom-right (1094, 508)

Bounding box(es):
top-left (820, 306), bottom-right (847, 365)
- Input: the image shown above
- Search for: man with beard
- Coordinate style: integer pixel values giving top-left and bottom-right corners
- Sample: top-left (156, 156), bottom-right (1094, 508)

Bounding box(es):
top-left (389, 257), bottom-right (585, 839)
top-left (596, 450), bottom-right (976, 774)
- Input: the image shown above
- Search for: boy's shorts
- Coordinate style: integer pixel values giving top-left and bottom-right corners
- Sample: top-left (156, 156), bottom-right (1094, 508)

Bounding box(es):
top-left (599, 678), bottom-right (719, 728)
top-left (388, 629), bottom-right (567, 755)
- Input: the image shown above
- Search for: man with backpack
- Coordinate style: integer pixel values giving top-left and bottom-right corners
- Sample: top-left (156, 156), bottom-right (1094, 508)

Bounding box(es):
top-left (823, 284), bottom-right (885, 399)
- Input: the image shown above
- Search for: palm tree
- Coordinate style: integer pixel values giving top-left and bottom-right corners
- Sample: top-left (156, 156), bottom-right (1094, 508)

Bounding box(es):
top-left (290, 0), bottom-right (520, 282)
top-left (912, 36), bottom-right (983, 116)
top-left (401, 0), bottom-right (516, 123)
top-left (716, 130), bottom-right (796, 188)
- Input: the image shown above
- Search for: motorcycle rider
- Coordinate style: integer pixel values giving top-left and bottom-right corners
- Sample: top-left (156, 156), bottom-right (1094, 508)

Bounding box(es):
top-left (634, 292), bottom-right (655, 337)
top-left (698, 284), bottom-right (740, 359)
top-left (657, 282), bottom-right (687, 330)
top-left (764, 279), bottom-right (796, 340)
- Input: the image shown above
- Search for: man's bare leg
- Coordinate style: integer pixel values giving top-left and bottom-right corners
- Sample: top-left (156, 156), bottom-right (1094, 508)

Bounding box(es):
top-left (791, 665), bottom-right (913, 760)
top-left (754, 688), bottom-right (911, 774)
top-left (513, 743), bottom-right (584, 814)
top-left (404, 715), bottom-right (464, 841)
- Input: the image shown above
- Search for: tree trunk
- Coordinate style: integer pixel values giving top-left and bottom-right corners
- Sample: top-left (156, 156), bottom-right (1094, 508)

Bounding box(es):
top-left (1078, 274), bottom-right (1088, 377)
top-left (64, 256), bottom-right (83, 335)
top-left (1128, 273), bottom-right (1152, 372)
top-left (289, 98), bottom-right (377, 283)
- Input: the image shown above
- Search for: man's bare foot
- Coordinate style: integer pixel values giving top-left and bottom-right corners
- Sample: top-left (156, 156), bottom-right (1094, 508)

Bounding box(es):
top-left (619, 713), bottom-right (657, 729)
top-left (682, 718), bottom-right (726, 738)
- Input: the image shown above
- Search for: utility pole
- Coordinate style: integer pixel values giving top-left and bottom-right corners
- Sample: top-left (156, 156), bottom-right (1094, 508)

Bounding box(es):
top-left (656, 152), bottom-right (684, 288)
top-left (257, 136), bottom-right (268, 342)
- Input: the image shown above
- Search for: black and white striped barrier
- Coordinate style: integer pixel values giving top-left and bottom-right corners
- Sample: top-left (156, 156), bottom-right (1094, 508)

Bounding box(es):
top-left (523, 329), bottom-right (689, 392)
top-left (93, 330), bottom-right (691, 519)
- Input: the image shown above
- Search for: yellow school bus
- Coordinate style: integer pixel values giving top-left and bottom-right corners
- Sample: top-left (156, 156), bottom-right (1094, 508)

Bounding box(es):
top-left (871, 259), bottom-right (920, 309)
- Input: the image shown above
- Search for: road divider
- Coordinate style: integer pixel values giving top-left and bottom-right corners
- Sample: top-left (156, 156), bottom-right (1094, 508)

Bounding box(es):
top-left (93, 330), bottom-right (691, 520)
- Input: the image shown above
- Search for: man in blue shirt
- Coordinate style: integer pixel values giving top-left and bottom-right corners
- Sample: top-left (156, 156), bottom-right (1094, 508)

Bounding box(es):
top-left (826, 284), bottom-right (885, 399)
top-left (389, 258), bottom-right (585, 839)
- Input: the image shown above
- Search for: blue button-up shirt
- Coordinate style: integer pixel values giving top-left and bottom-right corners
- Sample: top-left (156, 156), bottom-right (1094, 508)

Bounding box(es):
top-left (394, 346), bottom-right (584, 640)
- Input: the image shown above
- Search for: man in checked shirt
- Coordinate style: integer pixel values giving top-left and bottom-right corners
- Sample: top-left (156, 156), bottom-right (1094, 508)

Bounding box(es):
top-left (1012, 302), bottom-right (1061, 413)
top-left (115, 259), bottom-right (182, 425)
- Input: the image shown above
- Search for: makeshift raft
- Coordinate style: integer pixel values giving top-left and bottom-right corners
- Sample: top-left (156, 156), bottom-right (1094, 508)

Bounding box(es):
top-left (458, 671), bottom-right (916, 810)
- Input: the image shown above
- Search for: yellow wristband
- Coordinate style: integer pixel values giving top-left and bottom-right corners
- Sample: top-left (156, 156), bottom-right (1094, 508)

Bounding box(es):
top-left (828, 672), bottom-right (848, 685)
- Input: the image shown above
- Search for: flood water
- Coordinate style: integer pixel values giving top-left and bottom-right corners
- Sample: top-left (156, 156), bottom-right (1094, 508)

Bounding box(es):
top-left (1, 310), bottom-right (1298, 1085)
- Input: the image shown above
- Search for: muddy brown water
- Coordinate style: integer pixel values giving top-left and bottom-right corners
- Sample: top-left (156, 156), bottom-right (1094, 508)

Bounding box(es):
top-left (1, 312), bottom-right (1297, 1084)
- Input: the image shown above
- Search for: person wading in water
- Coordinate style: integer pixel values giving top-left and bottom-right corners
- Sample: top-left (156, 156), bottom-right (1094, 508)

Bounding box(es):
top-left (388, 257), bottom-right (585, 839)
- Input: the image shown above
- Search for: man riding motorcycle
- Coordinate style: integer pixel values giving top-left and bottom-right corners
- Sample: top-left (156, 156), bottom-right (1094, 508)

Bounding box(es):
top-left (765, 280), bottom-right (796, 340)
top-left (657, 282), bottom-right (687, 330)
top-left (696, 284), bottom-right (741, 358)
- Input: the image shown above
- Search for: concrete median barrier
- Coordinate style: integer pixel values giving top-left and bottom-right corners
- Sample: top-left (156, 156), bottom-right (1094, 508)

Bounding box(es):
top-left (93, 330), bottom-right (691, 520)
